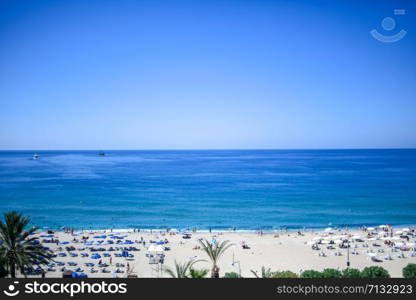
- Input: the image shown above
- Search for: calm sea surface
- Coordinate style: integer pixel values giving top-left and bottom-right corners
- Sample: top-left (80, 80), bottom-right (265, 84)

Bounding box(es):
top-left (0, 150), bottom-right (415, 230)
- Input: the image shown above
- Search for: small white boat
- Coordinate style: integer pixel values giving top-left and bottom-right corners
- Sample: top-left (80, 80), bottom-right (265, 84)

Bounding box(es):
top-left (32, 154), bottom-right (40, 160)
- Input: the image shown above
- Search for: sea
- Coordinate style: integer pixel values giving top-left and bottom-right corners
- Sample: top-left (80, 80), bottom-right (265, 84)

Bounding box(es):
top-left (0, 149), bottom-right (415, 230)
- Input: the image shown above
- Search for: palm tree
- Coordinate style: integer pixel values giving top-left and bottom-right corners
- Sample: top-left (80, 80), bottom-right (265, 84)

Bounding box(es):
top-left (189, 268), bottom-right (209, 278)
top-left (198, 239), bottom-right (233, 278)
top-left (164, 259), bottom-right (203, 278)
top-left (0, 257), bottom-right (7, 278)
top-left (251, 266), bottom-right (274, 278)
top-left (0, 211), bottom-right (52, 278)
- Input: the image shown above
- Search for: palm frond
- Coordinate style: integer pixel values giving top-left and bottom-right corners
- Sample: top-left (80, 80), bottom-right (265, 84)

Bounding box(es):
top-left (0, 211), bottom-right (52, 277)
top-left (164, 259), bottom-right (204, 278)
top-left (189, 268), bottom-right (209, 278)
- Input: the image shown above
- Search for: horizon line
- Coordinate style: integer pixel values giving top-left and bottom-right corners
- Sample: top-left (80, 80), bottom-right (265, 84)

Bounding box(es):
top-left (1, 147), bottom-right (416, 151)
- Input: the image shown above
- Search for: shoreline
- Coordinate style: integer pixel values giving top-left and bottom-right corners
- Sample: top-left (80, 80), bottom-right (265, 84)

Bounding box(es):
top-left (38, 224), bottom-right (416, 234)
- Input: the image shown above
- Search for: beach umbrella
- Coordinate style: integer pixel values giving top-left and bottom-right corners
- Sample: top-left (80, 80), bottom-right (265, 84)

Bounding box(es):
top-left (42, 234), bottom-right (54, 238)
top-left (155, 245), bottom-right (165, 252)
top-left (324, 228), bottom-right (333, 233)
top-left (123, 240), bottom-right (134, 245)
top-left (395, 231), bottom-right (403, 235)
top-left (91, 254), bottom-right (101, 259)
top-left (147, 244), bottom-right (157, 252)
top-left (367, 237), bottom-right (377, 241)
top-left (367, 253), bottom-right (376, 257)
top-left (307, 241), bottom-right (316, 245)
top-left (312, 237), bottom-right (322, 241)
top-left (156, 241), bottom-right (165, 245)
top-left (395, 242), bottom-right (405, 247)
top-left (367, 227), bottom-right (375, 231)
top-left (379, 225), bottom-right (389, 228)
top-left (402, 228), bottom-right (410, 232)
top-left (334, 239), bottom-right (342, 244)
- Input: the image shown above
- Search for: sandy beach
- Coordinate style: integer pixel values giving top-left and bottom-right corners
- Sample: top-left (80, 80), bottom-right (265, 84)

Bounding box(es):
top-left (25, 227), bottom-right (416, 278)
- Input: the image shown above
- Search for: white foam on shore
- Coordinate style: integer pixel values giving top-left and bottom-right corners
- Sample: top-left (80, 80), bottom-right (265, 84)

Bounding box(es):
top-left (41, 224), bottom-right (416, 235)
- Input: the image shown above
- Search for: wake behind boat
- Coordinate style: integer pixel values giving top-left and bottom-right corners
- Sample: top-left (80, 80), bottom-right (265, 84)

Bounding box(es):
top-left (32, 154), bottom-right (40, 160)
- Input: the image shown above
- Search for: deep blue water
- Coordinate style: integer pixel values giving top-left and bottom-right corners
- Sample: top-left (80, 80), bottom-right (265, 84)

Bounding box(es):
top-left (0, 150), bottom-right (415, 230)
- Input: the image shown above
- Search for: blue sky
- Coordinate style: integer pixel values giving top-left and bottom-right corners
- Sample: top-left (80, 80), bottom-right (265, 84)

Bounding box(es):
top-left (0, 0), bottom-right (415, 150)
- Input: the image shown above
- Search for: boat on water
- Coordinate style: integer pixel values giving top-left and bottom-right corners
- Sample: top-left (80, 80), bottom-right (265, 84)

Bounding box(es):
top-left (98, 152), bottom-right (106, 156)
top-left (32, 154), bottom-right (40, 160)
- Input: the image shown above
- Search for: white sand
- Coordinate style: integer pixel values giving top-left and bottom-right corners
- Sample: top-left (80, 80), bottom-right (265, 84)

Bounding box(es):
top-left (29, 228), bottom-right (416, 278)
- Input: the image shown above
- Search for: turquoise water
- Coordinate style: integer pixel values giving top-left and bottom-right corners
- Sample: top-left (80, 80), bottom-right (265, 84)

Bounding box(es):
top-left (0, 150), bottom-right (415, 230)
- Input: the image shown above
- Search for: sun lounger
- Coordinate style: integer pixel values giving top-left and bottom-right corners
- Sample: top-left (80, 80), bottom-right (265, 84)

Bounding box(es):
top-left (98, 263), bottom-right (109, 267)
top-left (371, 256), bottom-right (383, 262)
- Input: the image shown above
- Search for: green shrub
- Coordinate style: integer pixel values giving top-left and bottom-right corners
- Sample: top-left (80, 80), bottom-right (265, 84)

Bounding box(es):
top-left (223, 272), bottom-right (242, 278)
top-left (321, 268), bottom-right (343, 278)
top-left (403, 264), bottom-right (416, 278)
top-left (300, 270), bottom-right (323, 278)
top-left (342, 268), bottom-right (361, 278)
top-left (271, 271), bottom-right (299, 278)
top-left (361, 266), bottom-right (390, 278)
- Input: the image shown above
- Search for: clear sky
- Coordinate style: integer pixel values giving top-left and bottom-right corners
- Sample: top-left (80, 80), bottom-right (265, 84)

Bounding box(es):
top-left (0, 0), bottom-right (415, 150)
